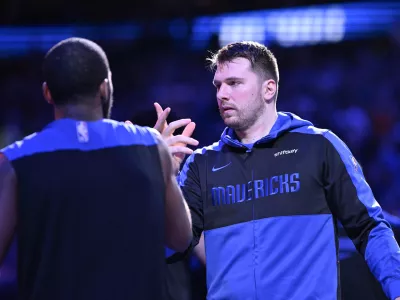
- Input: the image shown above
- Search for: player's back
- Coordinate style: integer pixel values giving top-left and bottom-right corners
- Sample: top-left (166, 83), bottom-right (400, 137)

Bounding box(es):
top-left (1, 118), bottom-right (165, 300)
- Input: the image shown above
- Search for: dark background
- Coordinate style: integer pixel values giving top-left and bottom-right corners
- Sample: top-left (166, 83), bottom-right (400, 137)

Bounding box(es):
top-left (0, 0), bottom-right (399, 299)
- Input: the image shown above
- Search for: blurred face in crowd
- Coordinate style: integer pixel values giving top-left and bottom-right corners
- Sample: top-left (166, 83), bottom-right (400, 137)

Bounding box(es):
top-left (213, 58), bottom-right (267, 131)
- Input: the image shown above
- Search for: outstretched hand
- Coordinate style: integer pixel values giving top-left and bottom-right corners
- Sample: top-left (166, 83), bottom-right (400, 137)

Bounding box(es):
top-left (125, 103), bottom-right (199, 173)
top-left (153, 102), bottom-right (198, 171)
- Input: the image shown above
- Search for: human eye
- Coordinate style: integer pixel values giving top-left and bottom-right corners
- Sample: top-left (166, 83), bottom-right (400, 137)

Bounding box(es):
top-left (228, 80), bottom-right (240, 86)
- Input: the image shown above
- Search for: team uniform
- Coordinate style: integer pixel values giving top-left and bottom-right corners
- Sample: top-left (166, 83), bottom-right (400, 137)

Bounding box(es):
top-left (1, 119), bottom-right (165, 300)
top-left (339, 212), bottom-right (400, 300)
top-left (177, 112), bottom-right (400, 300)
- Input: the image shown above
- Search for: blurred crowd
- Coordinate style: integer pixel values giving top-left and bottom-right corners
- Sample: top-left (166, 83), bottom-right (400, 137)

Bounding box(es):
top-left (0, 30), bottom-right (399, 299)
top-left (0, 36), bottom-right (398, 214)
top-left (0, 0), bottom-right (350, 24)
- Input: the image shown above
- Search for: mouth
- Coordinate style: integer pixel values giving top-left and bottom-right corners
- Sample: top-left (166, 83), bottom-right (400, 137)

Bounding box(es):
top-left (221, 107), bottom-right (235, 112)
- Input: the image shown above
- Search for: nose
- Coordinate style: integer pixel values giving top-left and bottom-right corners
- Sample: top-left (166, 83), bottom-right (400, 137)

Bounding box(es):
top-left (217, 83), bottom-right (230, 101)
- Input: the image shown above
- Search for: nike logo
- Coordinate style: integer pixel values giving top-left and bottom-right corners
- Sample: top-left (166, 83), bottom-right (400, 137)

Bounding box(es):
top-left (212, 162), bottom-right (231, 172)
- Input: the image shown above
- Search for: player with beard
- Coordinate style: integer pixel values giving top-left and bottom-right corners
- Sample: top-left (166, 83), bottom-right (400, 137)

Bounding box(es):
top-left (159, 41), bottom-right (400, 300)
top-left (0, 37), bottom-right (197, 300)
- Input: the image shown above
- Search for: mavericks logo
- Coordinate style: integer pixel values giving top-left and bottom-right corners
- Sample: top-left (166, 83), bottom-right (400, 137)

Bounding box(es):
top-left (211, 172), bottom-right (300, 206)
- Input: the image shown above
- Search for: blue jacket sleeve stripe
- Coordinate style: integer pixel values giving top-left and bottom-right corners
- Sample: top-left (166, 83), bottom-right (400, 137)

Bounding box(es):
top-left (324, 130), bottom-right (400, 300)
top-left (324, 131), bottom-right (383, 220)
top-left (178, 153), bottom-right (196, 187)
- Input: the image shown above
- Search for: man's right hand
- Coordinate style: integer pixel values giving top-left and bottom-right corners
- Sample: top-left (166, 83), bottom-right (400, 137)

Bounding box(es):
top-left (153, 102), bottom-right (199, 173)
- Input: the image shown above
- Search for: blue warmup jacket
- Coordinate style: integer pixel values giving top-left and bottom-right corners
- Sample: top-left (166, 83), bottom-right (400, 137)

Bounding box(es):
top-left (177, 112), bottom-right (400, 300)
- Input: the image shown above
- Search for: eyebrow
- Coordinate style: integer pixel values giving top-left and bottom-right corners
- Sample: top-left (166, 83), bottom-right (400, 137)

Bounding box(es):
top-left (213, 77), bottom-right (244, 85)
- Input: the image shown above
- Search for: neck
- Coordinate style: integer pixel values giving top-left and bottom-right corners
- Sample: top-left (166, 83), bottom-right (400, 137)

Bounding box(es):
top-left (235, 104), bottom-right (278, 144)
top-left (54, 103), bottom-right (104, 121)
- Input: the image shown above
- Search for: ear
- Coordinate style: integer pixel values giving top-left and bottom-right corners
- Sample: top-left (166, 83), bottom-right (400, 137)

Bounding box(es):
top-left (42, 82), bottom-right (54, 105)
top-left (262, 79), bottom-right (277, 102)
top-left (99, 78), bottom-right (109, 100)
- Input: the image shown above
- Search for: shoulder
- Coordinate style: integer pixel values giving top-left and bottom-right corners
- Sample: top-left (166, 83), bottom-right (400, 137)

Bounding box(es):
top-left (109, 120), bottom-right (158, 146)
top-left (182, 140), bottom-right (224, 166)
top-left (295, 127), bottom-right (358, 171)
top-left (0, 131), bottom-right (48, 162)
top-left (289, 125), bottom-right (347, 149)
top-left (290, 125), bottom-right (329, 137)
top-left (194, 140), bottom-right (224, 157)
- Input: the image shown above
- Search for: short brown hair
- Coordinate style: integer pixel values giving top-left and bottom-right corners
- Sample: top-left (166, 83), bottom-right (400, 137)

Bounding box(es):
top-left (207, 41), bottom-right (279, 84)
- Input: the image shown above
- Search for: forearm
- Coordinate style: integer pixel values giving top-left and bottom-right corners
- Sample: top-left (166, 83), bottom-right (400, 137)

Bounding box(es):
top-left (165, 176), bottom-right (193, 252)
top-left (364, 222), bottom-right (400, 300)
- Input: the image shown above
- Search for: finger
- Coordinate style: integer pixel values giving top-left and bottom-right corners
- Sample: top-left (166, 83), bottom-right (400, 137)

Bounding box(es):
top-left (182, 122), bottom-right (196, 138)
top-left (154, 107), bottom-right (171, 133)
top-left (125, 120), bottom-right (133, 125)
top-left (154, 102), bottom-right (164, 118)
top-left (163, 119), bottom-right (192, 136)
top-left (165, 135), bottom-right (199, 147)
top-left (169, 146), bottom-right (194, 155)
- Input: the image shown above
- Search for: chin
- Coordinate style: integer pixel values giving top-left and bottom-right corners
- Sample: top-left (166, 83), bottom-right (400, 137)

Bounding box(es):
top-left (223, 119), bottom-right (241, 130)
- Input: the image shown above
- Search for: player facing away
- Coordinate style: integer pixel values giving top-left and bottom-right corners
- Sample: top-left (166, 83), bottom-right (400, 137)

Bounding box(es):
top-left (0, 37), bottom-right (197, 300)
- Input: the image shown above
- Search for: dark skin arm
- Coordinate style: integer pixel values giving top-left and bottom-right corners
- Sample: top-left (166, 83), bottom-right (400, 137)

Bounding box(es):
top-left (0, 153), bottom-right (17, 265)
top-left (155, 133), bottom-right (193, 253)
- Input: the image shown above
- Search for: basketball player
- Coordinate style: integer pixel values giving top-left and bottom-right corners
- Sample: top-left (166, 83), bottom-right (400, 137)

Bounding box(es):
top-left (0, 37), bottom-right (198, 300)
top-left (157, 41), bottom-right (400, 300)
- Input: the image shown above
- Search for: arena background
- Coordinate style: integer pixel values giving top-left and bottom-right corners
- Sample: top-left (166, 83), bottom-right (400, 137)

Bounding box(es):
top-left (0, 0), bottom-right (400, 299)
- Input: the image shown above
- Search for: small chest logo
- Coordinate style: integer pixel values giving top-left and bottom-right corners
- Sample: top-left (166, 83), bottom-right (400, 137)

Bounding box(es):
top-left (274, 149), bottom-right (298, 157)
top-left (76, 121), bottom-right (89, 143)
top-left (212, 162), bottom-right (231, 172)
